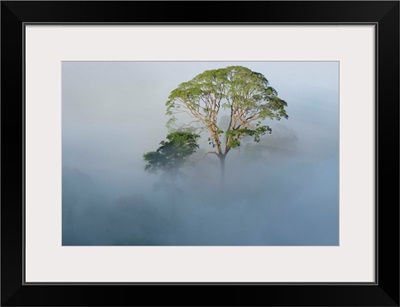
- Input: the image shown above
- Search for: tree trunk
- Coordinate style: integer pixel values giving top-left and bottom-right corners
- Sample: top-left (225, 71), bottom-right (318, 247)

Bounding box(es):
top-left (219, 155), bottom-right (226, 187)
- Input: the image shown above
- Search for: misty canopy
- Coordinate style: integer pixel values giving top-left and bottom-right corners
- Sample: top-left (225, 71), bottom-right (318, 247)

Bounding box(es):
top-left (143, 131), bottom-right (200, 179)
top-left (165, 65), bottom-right (288, 182)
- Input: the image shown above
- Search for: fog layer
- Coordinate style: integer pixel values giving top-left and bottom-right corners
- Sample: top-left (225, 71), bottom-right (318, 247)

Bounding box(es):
top-left (62, 61), bottom-right (339, 245)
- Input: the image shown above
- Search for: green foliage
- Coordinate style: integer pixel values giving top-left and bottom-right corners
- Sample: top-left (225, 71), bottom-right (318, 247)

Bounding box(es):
top-left (166, 66), bottom-right (288, 123)
top-left (166, 117), bottom-right (177, 131)
top-left (165, 66), bottom-right (288, 157)
top-left (226, 125), bottom-right (272, 148)
top-left (143, 131), bottom-right (200, 178)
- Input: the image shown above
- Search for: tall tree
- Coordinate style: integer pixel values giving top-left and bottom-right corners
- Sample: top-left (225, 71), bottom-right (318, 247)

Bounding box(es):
top-left (166, 66), bottom-right (288, 184)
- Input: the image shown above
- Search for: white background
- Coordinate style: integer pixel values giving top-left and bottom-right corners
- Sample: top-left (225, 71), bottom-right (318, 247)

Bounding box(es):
top-left (25, 25), bottom-right (375, 282)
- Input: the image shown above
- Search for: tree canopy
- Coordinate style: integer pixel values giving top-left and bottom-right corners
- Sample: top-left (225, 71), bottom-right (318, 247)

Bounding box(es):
top-left (165, 66), bottom-right (288, 182)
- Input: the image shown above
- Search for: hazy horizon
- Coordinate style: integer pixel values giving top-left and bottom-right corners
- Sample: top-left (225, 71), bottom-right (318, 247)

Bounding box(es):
top-left (62, 61), bottom-right (339, 246)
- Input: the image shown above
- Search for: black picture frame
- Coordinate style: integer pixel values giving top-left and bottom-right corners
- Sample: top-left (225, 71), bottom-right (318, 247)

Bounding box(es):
top-left (1, 1), bottom-right (399, 306)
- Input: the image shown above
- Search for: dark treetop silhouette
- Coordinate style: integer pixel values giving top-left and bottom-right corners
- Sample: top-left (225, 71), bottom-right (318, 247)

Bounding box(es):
top-left (143, 130), bottom-right (200, 180)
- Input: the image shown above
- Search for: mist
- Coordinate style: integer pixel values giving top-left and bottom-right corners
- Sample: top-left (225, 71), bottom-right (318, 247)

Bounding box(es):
top-left (62, 61), bottom-right (339, 246)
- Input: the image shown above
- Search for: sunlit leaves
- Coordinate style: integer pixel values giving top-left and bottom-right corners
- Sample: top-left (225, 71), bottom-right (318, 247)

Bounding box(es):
top-left (165, 66), bottom-right (288, 157)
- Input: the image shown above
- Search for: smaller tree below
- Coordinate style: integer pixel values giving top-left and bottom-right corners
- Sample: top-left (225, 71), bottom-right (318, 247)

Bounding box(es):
top-left (143, 131), bottom-right (200, 180)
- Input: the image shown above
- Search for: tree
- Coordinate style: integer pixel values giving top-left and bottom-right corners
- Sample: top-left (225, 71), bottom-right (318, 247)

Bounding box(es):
top-left (165, 66), bottom-right (288, 184)
top-left (143, 131), bottom-right (200, 181)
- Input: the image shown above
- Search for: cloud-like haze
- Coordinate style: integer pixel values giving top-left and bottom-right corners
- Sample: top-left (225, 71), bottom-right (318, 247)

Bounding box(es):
top-left (62, 61), bottom-right (339, 245)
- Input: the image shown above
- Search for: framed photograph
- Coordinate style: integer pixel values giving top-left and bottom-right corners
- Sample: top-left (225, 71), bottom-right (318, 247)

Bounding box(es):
top-left (1, 1), bottom-right (399, 306)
